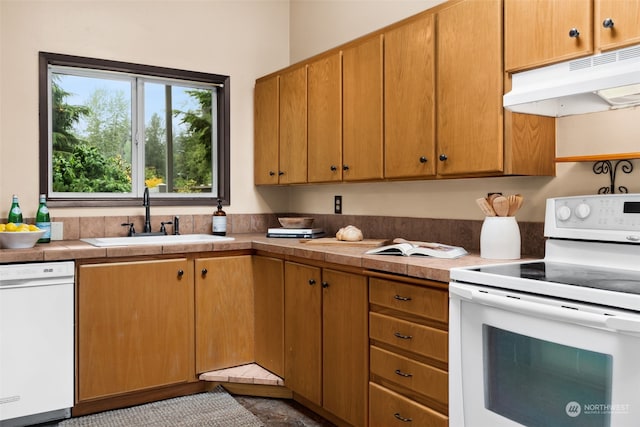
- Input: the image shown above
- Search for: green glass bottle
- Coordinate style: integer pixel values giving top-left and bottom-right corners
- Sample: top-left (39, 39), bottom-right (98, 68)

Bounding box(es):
top-left (7, 194), bottom-right (23, 225)
top-left (35, 194), bottom-right (51, 243)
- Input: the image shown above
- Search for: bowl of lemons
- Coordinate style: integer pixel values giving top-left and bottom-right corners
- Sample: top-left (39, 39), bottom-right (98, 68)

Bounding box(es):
top-left (0, 223), bottom-right (46, 249)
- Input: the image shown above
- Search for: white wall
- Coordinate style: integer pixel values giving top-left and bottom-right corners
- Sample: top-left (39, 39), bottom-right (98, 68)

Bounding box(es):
top-left (0, 0), bottom-right (291, 218)
top-left (287, 0), bottom-right (640, 222)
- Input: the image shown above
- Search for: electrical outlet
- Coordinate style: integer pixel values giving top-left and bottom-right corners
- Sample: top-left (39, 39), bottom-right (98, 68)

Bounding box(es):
top-left (334, 195), bottom-right (342, 214)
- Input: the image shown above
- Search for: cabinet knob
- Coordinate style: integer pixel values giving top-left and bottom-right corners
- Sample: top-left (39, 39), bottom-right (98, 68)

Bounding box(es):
top-left (278, 171), bottom-right (284, 176)
top-left (568, 28), bottom-right (580, 38)
top-left (343, 164), bottom-right (350, 171)
top-left (330, 165), bottom-right (338, 171)
top-left (308, 278), bottom-right (316, 286)
top-left (177, 269), bottom-right (184, 277)
top-left (602, 18), bottom-right (614, 29)
top-left (438, 154), bottom-right (448, 161)
top-left (269, 171), bottom-right (275, 176)
top-left (419, 156), bottom-right (428, 163)
top-left (201, 268), bottom-right (208, 276)
top-left (321, 281), bottom-right (329, 288)
top-left (394, 294), bottom-right (412, 302)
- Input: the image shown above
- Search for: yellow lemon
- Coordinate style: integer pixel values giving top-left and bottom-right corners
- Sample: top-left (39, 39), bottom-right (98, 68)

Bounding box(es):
top-left (0, 224), bottom-right (5, 232)
top-left (28, 224), bottom-right (40, 231)
top-left (18, 224), bottom-right (30, 232)
top-left (5, 223), bottom-right (18, 232)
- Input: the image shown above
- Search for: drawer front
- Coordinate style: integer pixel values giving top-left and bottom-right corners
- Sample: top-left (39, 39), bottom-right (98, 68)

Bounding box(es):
top-left (370, 346), bottom-right (447, 406)
top-left (369, 278), bottom-right (447, 323)
top-left (369, 382), bottom-right (448, 427)
top-left (369, 312), bottom-right (447, 363)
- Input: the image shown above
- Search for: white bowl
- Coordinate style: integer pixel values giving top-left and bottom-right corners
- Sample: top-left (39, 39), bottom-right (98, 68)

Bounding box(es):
top-left (0, 230), bottom-right (46, 249)
top-left (278, 217), bottom-right (315, 229)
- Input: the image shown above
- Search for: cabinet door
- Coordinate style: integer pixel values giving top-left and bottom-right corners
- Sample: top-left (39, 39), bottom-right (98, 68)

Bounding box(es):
top-left (284, 262), bottom-right (322, 405)
top-left (77, 259), bottom-right (193, 401)
top-left (322, 269), bottom-right (368, 427)
top-left (437, 0), bottom-right (503, 176)
top-left (253, 255), bottom-right (284, 378)
top-left (308, 52), bottom-right (342, 183)
top-left (596, 0), bottom-right (640, 51)
top-left (254, 76), bottom-right (280, 185)
top-left (195, 256), bottom-right (254, 373)
top-left (279, 66), bottom-right (307, 184)
top-left (505, 0), bottom-right (593, 72)
top-left (343, 35), bottom-right (384, 181)
top-left (385, 14), bottom-right (436, 179)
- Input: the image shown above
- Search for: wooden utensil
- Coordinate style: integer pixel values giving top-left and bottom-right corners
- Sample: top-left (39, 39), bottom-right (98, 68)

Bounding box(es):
top-left (476, 197), bottom-right (496, 216)
top-left (507, 194), bottom-right (524, 216)
top-left (492, 195), bottom-right (510, 216)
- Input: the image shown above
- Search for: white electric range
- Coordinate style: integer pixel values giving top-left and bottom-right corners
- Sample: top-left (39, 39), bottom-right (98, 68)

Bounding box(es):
top-left (449, 194), bottom-right (640, 427)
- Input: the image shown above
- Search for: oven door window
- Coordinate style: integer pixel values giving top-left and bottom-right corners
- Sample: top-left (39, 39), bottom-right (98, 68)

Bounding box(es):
top-left (483, 325), bottom-right (612, 427)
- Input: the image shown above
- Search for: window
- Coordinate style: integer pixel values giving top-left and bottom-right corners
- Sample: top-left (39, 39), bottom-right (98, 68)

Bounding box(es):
top-left (39, 52), bottom-right (230, 207)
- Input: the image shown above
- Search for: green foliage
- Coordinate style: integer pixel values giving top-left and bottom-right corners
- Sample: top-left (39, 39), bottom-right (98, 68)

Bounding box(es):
top-left (52, 144), bottom-right (131, 192)
top-left (173, 89), bottom-right (213, 187)
top-left (51, 79), bottom-right (90, 153)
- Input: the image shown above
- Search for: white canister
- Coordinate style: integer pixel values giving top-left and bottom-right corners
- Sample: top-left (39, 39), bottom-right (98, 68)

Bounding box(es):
top-left (480, 216), bottom-right (521, 260)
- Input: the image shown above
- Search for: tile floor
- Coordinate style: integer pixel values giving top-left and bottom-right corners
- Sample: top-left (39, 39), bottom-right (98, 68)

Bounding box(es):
top-left (233, 395), bottom-right (336, 426)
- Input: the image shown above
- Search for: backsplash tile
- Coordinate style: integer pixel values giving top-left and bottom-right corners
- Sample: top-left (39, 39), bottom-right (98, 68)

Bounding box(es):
top-left (50, 213), bottom-right (544, 258)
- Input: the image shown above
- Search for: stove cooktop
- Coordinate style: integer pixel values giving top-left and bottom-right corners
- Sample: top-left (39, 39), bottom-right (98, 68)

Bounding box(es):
top-left (469, 261), bottom-right (640, 296)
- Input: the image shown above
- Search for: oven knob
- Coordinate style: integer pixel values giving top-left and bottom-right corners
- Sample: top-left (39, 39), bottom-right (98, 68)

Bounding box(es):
top-left (557, 205), bottom-right (572, 221)
top-left (575, 203), bottom-right (591, 219)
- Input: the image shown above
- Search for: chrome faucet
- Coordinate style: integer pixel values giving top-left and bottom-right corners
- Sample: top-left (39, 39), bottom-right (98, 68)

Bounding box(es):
top-left (143, 187), bottom-right (152, 233)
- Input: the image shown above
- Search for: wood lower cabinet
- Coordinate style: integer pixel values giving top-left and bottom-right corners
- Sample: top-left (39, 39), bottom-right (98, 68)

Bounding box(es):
top-left (195, 255), bottom-right (254, 373)
top-left (253, 255), bottom-right (284, 377)
top-left (77, 258), bottom-right (194, 401)
top-left (285, 261), bottom-right (368, 426)
top-left (368, 275), bottom-right (449, 423)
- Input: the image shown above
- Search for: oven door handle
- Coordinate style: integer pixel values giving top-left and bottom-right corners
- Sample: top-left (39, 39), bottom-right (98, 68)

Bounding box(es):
top-left (450, 284), bottom-right (640, 333)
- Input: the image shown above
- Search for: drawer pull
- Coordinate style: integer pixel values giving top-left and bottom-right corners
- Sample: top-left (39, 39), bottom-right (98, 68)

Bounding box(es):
top-left (394, 413), bottom-right (413, 423)
top-left (394, 369), bottom-right (413, 378)
top-left (394, 332), bottom-right (413, 340)
top-left (394, 294), bottom-right (412, 302)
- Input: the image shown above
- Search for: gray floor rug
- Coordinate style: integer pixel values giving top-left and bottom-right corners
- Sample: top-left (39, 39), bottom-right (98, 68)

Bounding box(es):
top-left (58, 386), bottom-right (264, 426)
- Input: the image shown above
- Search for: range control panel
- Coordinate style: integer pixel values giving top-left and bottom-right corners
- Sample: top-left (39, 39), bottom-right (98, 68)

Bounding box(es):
top-left (545, 194), bottom-right (640, 243)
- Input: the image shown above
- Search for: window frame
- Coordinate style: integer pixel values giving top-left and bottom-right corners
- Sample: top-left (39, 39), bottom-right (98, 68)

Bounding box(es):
top-left (39, 51), bottom-right (230, 207)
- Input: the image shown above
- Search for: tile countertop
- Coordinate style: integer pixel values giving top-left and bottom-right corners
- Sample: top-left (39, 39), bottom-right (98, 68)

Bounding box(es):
top-left (0, 233), bottom-right (536, 283)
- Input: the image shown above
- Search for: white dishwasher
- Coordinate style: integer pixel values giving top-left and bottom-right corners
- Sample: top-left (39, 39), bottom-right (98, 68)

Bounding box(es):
top-left (0, 261), bottom-right (74, 427)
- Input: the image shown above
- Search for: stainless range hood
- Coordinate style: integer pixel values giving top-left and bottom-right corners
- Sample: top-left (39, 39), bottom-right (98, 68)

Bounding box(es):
top-left (504, 44), bottom-right (640, 117)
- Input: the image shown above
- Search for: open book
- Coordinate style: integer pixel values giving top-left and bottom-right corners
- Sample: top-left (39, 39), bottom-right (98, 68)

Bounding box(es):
top-left (365, 238), bottom-right (468, 259)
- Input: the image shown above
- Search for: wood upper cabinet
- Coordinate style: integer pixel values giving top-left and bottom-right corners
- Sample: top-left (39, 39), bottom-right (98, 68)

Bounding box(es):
top-left (596, 0), bottom-right (640, 51)
top-left (436, 0), bottom-right (504, 176)
top-left (343, 35), bottom-right (384, 181)
top-left (284, 262), bottom-right (368, 426)
top-left (505, 0), bottom-right (593, 72)
top-left (253, 255), bottom-right (284, 378)
top-left (77, 259), bottom-right (194, 401)
top-left (384, 13), bottom-right (436, 179)
top-left (308, 52), bottom-right (342, 183)
top-left (195, 256), bottom-right (254, 373)
top-left (279, 66), bottom-right (308, 184)
top-left (254, 75), bottom-right (279, 185)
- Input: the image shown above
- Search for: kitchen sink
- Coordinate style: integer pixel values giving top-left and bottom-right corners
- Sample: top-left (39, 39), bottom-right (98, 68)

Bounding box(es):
top-left (81, 234), bottom-right (234, 247)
